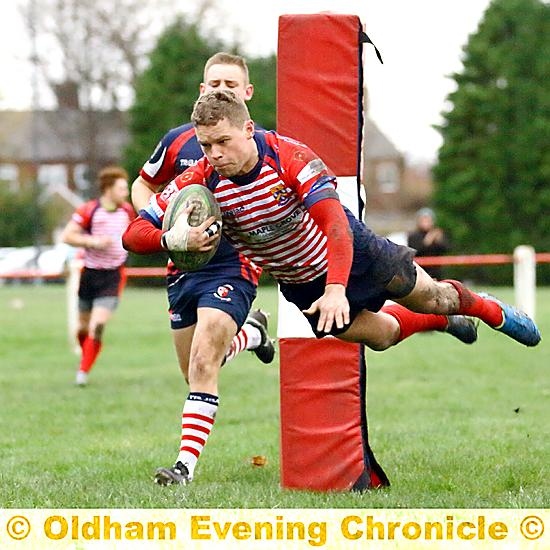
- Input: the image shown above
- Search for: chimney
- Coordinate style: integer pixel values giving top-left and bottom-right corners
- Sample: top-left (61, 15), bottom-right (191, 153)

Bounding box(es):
top-left (53, 80), bottom-right (80, 110)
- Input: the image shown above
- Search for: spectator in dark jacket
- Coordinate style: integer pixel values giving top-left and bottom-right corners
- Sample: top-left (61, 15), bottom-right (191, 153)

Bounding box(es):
top-left (407, 208), bottom-right (450, 280)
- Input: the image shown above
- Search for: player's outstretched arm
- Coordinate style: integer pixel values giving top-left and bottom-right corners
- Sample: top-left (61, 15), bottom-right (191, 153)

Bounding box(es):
top-left (122, 208), bottom-right (220, 255)
top-left (303, 197), bottom-right (354, 333)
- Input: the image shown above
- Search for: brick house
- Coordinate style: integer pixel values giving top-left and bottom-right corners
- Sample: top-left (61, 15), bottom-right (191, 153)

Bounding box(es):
top-left (362, 118), bottom-right (434, 235)
top-left (0, 109), bottom-right (128, 192)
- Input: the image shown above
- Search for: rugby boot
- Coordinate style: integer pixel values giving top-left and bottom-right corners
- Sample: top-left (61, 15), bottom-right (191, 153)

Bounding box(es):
top-left (245, 309), bottom-right (276, 364)
top-left (444, 315), bottom-right (478, 344)
top-left (154, 461), bottom-right (191, 486)
top-left (478, 293), bottom-right (541, 347)
top-left (75, 370), bottom-right (89, 386)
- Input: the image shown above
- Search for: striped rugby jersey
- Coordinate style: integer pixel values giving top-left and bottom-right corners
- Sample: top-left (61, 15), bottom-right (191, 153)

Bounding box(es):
top-left (72, 200), bottom-right (136, 270)
top-left (148, 131), bottom-right (339, 284)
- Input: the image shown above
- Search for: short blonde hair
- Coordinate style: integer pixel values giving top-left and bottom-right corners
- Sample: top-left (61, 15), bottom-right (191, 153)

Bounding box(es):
top-left (203, 52), bottom-right (250, 84)
top-left (191, 90), bottom-right (250, 128)
top-left (98, 166), bottom-right (128, 193)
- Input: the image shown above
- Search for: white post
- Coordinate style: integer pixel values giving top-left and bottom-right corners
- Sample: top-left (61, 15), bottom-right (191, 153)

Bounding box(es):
top-left (513, 245), bottom-right (536, 320)
top-left (67, 258), bottom-right (83, 353)
top-left (277, 176), bottom-right (360, 339)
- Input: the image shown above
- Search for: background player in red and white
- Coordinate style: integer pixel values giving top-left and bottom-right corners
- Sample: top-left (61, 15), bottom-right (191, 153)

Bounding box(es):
top-left (62, 166), bottom-right (136, 386)
top-left (124, 90), bottom-right (540, 485)
top-left (128, 53), bottom-right (274, 485)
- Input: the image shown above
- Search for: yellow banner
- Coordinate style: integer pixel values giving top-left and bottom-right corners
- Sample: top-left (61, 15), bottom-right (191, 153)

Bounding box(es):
top-left (0, 509), bottom-right (548, 549)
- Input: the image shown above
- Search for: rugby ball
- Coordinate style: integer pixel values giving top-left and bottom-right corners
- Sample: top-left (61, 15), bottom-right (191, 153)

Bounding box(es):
top-left (162, 184), bottom-right (222, 271)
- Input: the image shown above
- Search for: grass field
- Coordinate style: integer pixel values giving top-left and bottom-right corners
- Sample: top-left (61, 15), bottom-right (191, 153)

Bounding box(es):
top-left (0, 283), bottom-right (548, 509)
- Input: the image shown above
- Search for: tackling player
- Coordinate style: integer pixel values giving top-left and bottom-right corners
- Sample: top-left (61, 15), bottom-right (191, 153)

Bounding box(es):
top-left (62, 166), bottom-right (136, 386)
top-left (129, 53), bottom-right (274, 485)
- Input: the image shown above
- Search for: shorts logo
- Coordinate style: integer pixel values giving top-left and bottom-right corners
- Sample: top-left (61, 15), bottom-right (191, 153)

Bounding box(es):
top-left (169, 311), bottom-right (182, 322)
top-left (214, 284), bottom-right (234, 302)
top-left (270, 183), bottom-right (291, 206)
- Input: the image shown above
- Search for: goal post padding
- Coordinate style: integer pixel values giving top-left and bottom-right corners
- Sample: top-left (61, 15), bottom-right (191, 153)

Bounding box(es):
top-left (279, 338), bottom-right (389, 491)
top-left (277, 13), bottom-right (389, 491)
top-left (277, 14), bottom-right (362, 178)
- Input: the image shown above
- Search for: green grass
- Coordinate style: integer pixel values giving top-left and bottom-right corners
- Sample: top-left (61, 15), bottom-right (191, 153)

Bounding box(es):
top-left (0, 283), bottom-right (548, 508)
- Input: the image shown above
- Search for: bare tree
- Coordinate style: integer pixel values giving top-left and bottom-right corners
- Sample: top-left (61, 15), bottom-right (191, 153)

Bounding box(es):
top-left (21, 0), bottom-right (224, 110)
top-left (19, 0), bottom-right (232, 191)
top-left (20, 0), bottom-right (178, 111)
top-left (19, 0), bottom-right (208, 190)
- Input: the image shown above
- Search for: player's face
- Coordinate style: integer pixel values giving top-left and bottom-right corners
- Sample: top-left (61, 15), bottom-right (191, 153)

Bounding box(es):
top-left (196, 118), bottom-right (257, 178)
top-left (200, 64), bottom-right (254, 101)
top-left (107, 178), bottom-right (129, 205)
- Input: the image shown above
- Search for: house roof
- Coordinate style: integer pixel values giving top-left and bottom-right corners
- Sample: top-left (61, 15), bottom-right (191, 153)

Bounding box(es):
top-left (363, 118), bottom-right (401, 160)
top-left (0, 110), bottom-right (128, 163)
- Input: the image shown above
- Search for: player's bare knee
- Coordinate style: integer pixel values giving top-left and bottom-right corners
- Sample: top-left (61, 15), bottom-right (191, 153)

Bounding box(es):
top-left (368, 339), bottom-right (388, 352)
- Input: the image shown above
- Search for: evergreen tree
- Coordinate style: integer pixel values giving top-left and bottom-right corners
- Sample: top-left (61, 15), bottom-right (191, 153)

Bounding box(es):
top-left (122, 20), bottom-right (277, 269)
top-left (124, 19), bottom-right (277, 179)
top-left (123, 19), bottom-right (224, 178)
top-left (122, 19), bottom-right (222, 269)
top-left (247, 54), bottom-right (277, 130)
top-left (0, 187), bottom-right (46, 246)
top-left (433, 0), bottom-right (550, 269)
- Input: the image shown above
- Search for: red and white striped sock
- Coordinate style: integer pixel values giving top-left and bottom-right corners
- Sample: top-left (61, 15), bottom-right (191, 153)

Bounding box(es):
top-left (176, 392), bottom-right (218, 480)
top-left (224, 330), bottom-right (248, 363)
top-left (224, 323), bottom-right (261, 363)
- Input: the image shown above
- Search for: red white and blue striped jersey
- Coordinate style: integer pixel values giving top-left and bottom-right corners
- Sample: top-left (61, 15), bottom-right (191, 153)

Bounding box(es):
top-left (72, 200), bottom-right (136, 269)
top-left (146, 131), bottom-right (339, 284)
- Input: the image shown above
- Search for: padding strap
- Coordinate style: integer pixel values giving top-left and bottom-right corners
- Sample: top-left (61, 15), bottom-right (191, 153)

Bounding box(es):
top-left (360, 30), bottom-right (384, 64)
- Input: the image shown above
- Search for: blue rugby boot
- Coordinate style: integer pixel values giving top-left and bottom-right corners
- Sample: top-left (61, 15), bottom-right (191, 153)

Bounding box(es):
top-left (478, 293), bottom-right (541, 347)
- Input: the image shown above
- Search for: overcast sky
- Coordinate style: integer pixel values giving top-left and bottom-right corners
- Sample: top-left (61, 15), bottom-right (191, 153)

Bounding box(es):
top-left (0, 0), bottom-right (492, 163)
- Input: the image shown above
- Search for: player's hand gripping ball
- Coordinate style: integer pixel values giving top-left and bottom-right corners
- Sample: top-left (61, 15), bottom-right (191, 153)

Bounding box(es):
top-left (162, 184), bottom-right (222, 271)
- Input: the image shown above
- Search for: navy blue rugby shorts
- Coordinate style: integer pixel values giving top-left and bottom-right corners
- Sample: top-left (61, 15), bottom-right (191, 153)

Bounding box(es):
top-left (279, 218), bottom-right (417, 338)
top-left (166, 271), bottom-right (257, 330)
